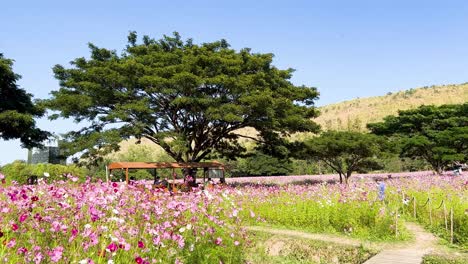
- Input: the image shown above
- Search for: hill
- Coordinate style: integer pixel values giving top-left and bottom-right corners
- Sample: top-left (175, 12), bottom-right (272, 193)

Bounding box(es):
top-left (109, 83), bottom-right (468, 160)
top-left (315, 83), bottom-right (468, 132)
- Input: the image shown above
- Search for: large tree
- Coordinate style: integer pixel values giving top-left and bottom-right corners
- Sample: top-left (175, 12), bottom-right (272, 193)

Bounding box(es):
top-left (45, 32), bottom-right (320, 167)
top-left (300, 131), bottom-right (385, 184)
top-left (368, 103), bottom-right (468, 174)
top-left (0, 54), bottom-right (49, 147)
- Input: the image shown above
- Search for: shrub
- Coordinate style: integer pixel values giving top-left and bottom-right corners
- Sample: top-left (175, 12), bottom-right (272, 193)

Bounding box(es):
top-left (231, 153), bottom-right (293, 177)
top-left (0, 160), bottom-right (87, 184)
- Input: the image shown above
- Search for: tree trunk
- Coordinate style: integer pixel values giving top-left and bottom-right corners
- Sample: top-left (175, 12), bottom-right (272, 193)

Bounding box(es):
top-left (338, 173), bottom-right (343, 184)
top-left (345, 171), bottom-right (352, 185)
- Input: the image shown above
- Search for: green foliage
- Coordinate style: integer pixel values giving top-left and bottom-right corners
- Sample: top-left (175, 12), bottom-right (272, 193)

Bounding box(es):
top-left (114, 144), bottom-right (174, 163)
top-left (380, 156), bottom-right (430, 172)
top-left (422, 254), bottom-right (468, 264)
top-left (0, 54), bottom-right (49, 147)
top-left (247, 232), bottom-right (376, 264)
top-left (44, 32), bottom-right (319, 165)
top-left (368, 103), bottom-right (468, 173)
top-left (241, 193), bottom-right (409, 241)
top-left (290, 159), bottom-right (329, 175)
top-left (231, 152), bottom-right (293, 176)
top-left (300, 131), bottom-right (385, 183)
top-left (0, 160), bottom-right (87, 183)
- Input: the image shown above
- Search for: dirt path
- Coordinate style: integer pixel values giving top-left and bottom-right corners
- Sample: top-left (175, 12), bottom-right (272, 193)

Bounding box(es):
top-left (363, 222), bottom-right (439, 264)
top-left (248, 222), bottom-right (441, 264)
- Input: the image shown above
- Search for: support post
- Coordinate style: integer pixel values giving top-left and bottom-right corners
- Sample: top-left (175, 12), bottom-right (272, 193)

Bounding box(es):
top-left (172, 168), bottom-right (176, 191)
top-left (105, 166), bottom-right (109, 183)
top-left (125, 168), bottom-right (129, 184)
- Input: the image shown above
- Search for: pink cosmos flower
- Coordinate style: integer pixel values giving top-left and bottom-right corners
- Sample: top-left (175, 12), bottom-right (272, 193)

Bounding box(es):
top-left (135, 256), bottom-right (143, 264)
top-left (48, 246), bottom-right (64, 262)
top-left (19, 214), bottom-right (28, 223)
top-left (34, 252), bottom-right (43, 264)
top-left (17, 247), bottom-right (28, 254)
top-left (215, 237), bottom-right (222, 245)
top-left (107, 243), bottom-right (118, 252)
top-left (138, 240), bottom-right (145, 248)
top-left (6, 238), bottom-right (16, 248)
top-left (11, 223), bottom-right (18, 231)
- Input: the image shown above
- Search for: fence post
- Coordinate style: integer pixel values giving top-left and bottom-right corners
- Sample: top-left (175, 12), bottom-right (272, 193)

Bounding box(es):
top-left (450, 207), bottom-right (454, 244)
top-left (402, 192), bottom-right (405, 214)
top-left (443, 201), bottom-right (448, 231)
top-left (429, 197), bottom-right (433, 226)
top-left (413, 197), bottom-right (417, 219)
top-left (395, 207), bottom-right (399, 238)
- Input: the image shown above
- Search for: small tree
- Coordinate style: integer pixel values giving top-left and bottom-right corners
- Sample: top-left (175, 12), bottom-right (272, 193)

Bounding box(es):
top-left (44, 32), bottom-right (320, 173)
top-left (0, 54), bottom-right (49, 147)
top-left (368, 103), bottom-right (468, 174)
top-left (302, 131), bottom-right (384, 184)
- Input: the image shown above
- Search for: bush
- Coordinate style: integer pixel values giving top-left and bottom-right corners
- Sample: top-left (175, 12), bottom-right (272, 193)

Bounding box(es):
top-left (231, 153), bottom-right (293, 177)
top-left (0, 160), bottom-right (87, 184)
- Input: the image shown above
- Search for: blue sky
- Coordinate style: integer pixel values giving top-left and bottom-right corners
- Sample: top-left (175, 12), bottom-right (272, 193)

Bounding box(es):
top-left (1, 0), bottom-right (468, 165)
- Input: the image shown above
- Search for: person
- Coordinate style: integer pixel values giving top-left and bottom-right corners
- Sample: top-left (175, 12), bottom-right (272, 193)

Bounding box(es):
top-left (161, 178), bottom-right (169, 188)
top-left (375, 178), bottom-right (386, 201)
top-left (27, 175), bottom-right (38, 185)
top-left (154, 176), bottom-right (169, 188)
top-left (185, 174), bottom-right (198, 187)
top-left (129, 176), bottom-right (136, 185)
top-left (153, 175), bottom-right (161, 185)
top-left (452, 163), bottom-right (462, 176)
top-left (206, 177), bottom-right (214, 184)
top-left (202, 177), bottom-right (214, 190)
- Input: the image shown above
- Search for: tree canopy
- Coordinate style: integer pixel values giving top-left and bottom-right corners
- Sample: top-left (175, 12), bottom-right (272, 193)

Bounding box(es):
top-left (0, 54), bottom-right (49, 147)
top-left (45, 32), bottom-right (320, 165)
top-left (301, 131), bottom-right (384, 183)
top-left (368, 103), bottom-right (468, 173)
top-left (231, 151), bottom-right (293, 177)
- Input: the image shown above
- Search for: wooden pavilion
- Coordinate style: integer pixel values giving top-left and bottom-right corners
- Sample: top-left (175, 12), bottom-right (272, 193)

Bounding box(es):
top-left (106, 161), bottom-right (225, 184)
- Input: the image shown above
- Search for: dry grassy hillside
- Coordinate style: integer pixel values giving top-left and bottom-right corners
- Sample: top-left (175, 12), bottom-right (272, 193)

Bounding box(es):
top-left (315, 83), bottom-right (468, 132)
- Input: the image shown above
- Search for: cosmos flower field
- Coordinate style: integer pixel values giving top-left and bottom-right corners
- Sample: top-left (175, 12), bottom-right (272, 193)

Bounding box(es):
top-left (0, 172), bottom-right (466, 263)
